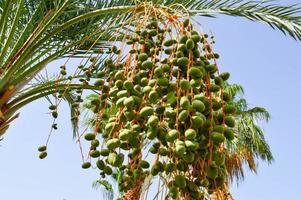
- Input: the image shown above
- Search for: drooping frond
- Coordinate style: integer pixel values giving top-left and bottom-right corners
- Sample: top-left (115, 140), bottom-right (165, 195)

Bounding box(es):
top-left (173, 0), bottom-right (301, 41)
top-left (0, 0), bottom-right (131, 91)
top-left (244, 107), bottom-right (270, 121)
top-left (224, 83), bottom-right (245, 97)
top-left (92, 179), bottom-right (114, 200)
top-left (225, 151), bottom-right (245, 182)
top-left (236, 113), bottom-right (273, 162)
top-left (224, 83), bottom-right (273, 183)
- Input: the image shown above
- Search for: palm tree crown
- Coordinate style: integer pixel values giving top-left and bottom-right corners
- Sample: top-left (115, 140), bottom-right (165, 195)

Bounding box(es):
top-left (0, 1), bottom-right (299, 199)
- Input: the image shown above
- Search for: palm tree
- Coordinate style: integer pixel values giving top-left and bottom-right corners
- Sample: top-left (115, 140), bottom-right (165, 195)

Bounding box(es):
top-left (0, 0), bottom-right (300, 199)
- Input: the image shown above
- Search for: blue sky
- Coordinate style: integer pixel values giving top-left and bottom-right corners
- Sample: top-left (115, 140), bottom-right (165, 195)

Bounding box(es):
top-left (1, 1), bottom-right (301, 199)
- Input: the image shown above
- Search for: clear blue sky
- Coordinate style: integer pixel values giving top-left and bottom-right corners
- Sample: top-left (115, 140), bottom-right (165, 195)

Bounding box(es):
top-left (1, 1), bottom-right (301, 199)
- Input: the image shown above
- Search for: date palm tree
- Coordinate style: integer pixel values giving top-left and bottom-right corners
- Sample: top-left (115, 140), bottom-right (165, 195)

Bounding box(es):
top-left (0, 0), bottom-right (300, 199)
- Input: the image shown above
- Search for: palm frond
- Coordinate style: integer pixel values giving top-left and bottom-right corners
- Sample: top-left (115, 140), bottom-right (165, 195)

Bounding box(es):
top-left (237, 114), bottom-right (274, 162)
top-left (82, 0), bottom-right (301, 41)
top-left (180, 0), bottom-right (301, 41)
top-left (225, 152), bottom-right (244, 183)
top-left (92, 179), bottom-right (114, 200)
top-left (243, 107), bottom-right (271, 122)
top-left (224, 83), bottom-right (273, 183)
top-left (224, 83), bottom-right (245, 98)
top-left (0, 0), bottom-right (132, 92)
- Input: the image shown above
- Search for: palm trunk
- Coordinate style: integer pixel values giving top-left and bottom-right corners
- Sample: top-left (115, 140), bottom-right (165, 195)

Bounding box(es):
top-left (123, 177), bottom-right (145, 200)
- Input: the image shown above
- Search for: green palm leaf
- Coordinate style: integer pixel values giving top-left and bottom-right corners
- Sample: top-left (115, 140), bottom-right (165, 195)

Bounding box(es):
top-left (79, 0), bottom-right (301, 41)
top-left (0, 0), bottom-right (132, 136)
top-left (226, 84), bottom-right (273, 183)
top-left (166, 0), bottom-right (301, 40)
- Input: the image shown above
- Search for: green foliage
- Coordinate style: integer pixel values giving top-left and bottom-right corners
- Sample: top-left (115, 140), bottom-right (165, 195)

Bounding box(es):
top-left (223, 82), bottom-right (273, 183)
top-left (0, 0), bottom-right (132, 137)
